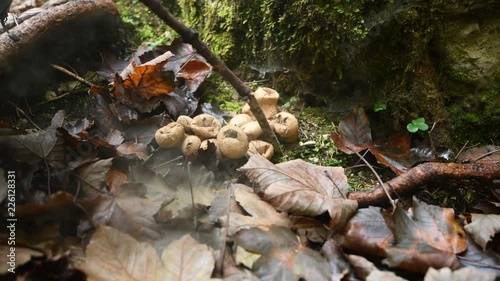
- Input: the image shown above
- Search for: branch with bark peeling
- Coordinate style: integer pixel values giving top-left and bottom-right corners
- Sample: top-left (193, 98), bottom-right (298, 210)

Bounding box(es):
top-left (348, 162), bottom-right (500, 207)
top-left (138, 0), bottom-right (282, 154)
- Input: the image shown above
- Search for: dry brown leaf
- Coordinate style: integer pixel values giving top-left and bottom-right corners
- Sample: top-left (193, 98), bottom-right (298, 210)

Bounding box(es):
top-left (240, 155), bottom-right (357, 229)
top-left (383, 197), bottom-right (466, 273)
top-left (331, 107), bottom-right (372, 154)
top-left (221, 184), bottom-right (291, 235)
top-left (75, 225), bottom-right (166, 281)
top-left (90, 193), bottom-right (174, 242)
top-left (119, 52), bottom-right (176, 99)
top-left (423, 267), bottom-right (496, 281)
top-left (340, 206), bottom-right (394, 257)
top-left (464, 214), bottom-right (500, 250)
top-left (161, 235), bottom-right (215, 281)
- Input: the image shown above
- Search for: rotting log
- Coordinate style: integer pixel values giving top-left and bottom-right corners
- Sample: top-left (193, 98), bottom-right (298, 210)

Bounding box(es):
top-left (0, 0), bottom-right (119, 98)
top-left (348, 162), bottom-right (500, 207)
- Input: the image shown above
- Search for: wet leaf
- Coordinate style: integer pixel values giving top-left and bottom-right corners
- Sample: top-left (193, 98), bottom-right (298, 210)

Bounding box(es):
top-left (464, 214), bottom-right (500, 250)
top-left (240, 155), bottom-right (357, 230)
top-left (458, 236), bottom-right (500, 275)
top-left (331, 107), bottom-right (372, 154)
top-left (161, 235), bottom-right (215, 280)
top-left (75, 225), bottom-right (166, 281)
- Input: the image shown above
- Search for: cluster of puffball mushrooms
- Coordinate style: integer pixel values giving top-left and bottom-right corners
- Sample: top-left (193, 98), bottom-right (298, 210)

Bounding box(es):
top-left (154, 87), bottom-right (299, 160)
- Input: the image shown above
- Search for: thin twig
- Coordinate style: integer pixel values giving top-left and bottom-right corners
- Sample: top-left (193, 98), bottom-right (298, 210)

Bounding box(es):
top-left (187, 161), bottom-right (198, 230)
top-left (216, 182), bottom-right (233, 276)
top-left (352, 148), bottom-right (396, 209)
top-left (472, 148), bottom-right (500, 163)
top-left (137, 0), bottom-right (282, 155)
top-left (6, 101), bottom-right (42, 130)
top-left (454, 141), bottom-right (469, 161)
top-left (51, 64), bottom-right (95, 88)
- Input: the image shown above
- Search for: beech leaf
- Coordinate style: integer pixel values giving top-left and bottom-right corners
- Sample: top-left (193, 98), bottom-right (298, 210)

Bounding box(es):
top-left (240, 155), bottom-right (357, 229)
top-left (161, 235), bottom-right (215, 281)
top-left (464, 214), bottom-right (500, 250)
top-left (75, 225), bottom-right (166, 281)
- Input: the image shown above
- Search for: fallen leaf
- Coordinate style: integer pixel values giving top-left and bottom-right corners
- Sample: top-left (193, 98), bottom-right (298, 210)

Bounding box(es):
top-left (117, 142), bottom-right (148, 160)
top-left (178, 59), bottom-right (212, 93)
top-left (234, 226), bottom-right (335, 281)
top-left (331, 107), bottom-right (372, 154)
top-left (240, 155), bottom-right (357, 230)
top-left (89, 193), bottom-right (173, 242)
top-left (221, 184), bottom-right (291, 235)
top-left (340, 206), bottom-right (394, 257)
top-left (119, 51), bottom-right (176, 99)
top-left (383, 197), bottom-right (466, 273)
top-left (464, 214), bottom-right (500, 250)
top-left (161, 235), bottom-right (215, 280)
top-left (423, 267), bottom-right (495, 281)
top-left (457, 145), bottom-right (500, 164)
top-left (75, 225), bottom-right (166, 281)
top-left (75, 158), bottom-right (113, 199)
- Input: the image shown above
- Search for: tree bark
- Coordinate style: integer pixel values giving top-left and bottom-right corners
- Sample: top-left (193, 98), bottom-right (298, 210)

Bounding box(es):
top-left (348, 162), bottom-right (500, 207)
top-left (0, 0), bottom-right (119, 98)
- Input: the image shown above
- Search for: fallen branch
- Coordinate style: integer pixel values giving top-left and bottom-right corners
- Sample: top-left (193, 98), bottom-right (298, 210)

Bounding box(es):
top-left (138, 0), bottom-right (282, 154)
top-left (348, 162), bottom-right (500, 207)
top-left (0, 0), bottom-right (118, 98)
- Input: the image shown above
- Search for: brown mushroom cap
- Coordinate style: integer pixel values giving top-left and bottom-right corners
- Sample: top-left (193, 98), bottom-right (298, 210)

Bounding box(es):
top-left (247, 140), bottom-right (274, 159)
top-left (177, 115), bottom-right (193, 132)
top-left (200, 138), bottom-right (223, 159)
top-left (181, 135), bottom-right (201, 156)
top-left (216, 125), bottom-right (249, 159)
top-left (253, 87), bottom-right (279, 118)
top-left (155, 122), bottom-right (185, 148)
top-left (229, 114), bottom-right (253, 127)
top-left (241, 121), bottom-right (263, 140)
top-left (191, 114), bottom-right (222, 140)
top-left (269, 111), bottom-right (299, 143)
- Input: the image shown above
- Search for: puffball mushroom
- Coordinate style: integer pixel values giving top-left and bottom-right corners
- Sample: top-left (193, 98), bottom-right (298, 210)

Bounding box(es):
top-left (253, 87), bottom-right (279, 118)
top-left (216, 125), bottom-right (249, 159)
top-left (200, 138), bottom-right (223, 159)
top-left (269, 111), bottom-right (299, 143)
top-left (177, 115), bottom-right (193, 132)
top-left (241, 103), bottom-right (254, 119)
top-left (229, 114), bottom-right (253, 127)
top-left (248, 140), bottom-right (274, 159)
top-left (155, 122), bottom-right (185, 148)
top-left (181, 135), bottom-right (201, 156)
top-left (191, 114), bottom-right (222, 140)
top-left (241, 121), bottom-right (263, 140)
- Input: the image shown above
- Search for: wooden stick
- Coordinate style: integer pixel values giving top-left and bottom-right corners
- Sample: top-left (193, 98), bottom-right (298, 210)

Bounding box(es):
top-left (138, 0), bottom-right (282, 154)
top-left (348, 162), bottom-right (500, 207)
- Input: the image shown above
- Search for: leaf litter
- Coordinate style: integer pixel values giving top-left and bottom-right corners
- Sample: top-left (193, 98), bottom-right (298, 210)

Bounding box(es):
top-left (0, 44), bottom-right (499, 281)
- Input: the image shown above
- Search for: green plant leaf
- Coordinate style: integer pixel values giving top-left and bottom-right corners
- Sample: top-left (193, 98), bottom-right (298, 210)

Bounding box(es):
top-left (412, 118), bottom-right (426, 125)
top-left (374, 102), bottom-right (387, 112)
top-left (416, 122), bottom-right (429, 131)
top-left (407, 123), bottom-right (419, 133)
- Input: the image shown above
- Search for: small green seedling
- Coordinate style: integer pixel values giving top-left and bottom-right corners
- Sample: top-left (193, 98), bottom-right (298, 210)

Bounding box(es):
top-left (407, 117), bottom-right (429, 133)
top-left (374, 102), bottom-right (387, 112)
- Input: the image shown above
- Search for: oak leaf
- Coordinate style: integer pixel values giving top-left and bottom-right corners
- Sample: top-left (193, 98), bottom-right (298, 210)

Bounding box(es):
top-left (464, 214), bottom-right (500, 250)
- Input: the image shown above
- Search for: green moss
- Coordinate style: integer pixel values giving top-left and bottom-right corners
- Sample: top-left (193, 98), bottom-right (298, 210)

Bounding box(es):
top-left (447, 87), bottom-right (500, 146)
top-left (116, 0), bottom-right (174, 48)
